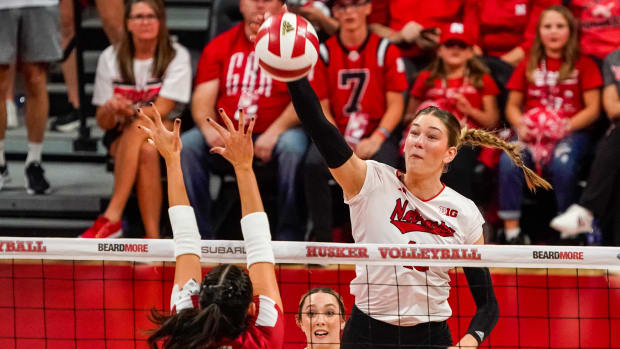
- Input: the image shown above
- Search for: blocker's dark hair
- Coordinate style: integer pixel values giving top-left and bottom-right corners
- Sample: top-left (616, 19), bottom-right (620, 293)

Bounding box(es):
top-left (148, 264), bottom-right (253, 349)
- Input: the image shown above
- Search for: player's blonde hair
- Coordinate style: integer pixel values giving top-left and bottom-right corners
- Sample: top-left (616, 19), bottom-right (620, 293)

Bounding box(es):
top-left (413, 106), bottom-right (552, 192)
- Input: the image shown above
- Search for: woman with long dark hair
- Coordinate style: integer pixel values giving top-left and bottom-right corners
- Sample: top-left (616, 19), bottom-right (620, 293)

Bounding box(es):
top-left (139, 106), bottom-right (284, 349)
top-left (81, 0), bottom-right (191, 239)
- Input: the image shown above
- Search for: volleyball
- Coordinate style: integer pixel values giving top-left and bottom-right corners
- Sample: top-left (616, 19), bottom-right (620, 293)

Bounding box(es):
top-left (255, 12), bottom-right (319, 82)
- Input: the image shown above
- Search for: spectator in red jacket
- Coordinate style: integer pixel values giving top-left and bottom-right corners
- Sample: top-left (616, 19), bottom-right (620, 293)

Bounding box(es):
top-left (568, 0), bottom-right (620, 64)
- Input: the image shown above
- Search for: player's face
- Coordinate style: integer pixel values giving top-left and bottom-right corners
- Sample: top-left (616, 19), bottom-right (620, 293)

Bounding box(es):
top-left (297, 292), bottom-right (344, 348)
top-left (332, 2), bottom-right (371, 32)
top-left (438, 40), bottom-right (473, 69)
top-left (539, 10), bottom-right (570, 53)
top-left (404, 113), bottom-right (457, 177)
top-left (127, 2), bottom-right (160, 42)
top-left (240, 0), bottom-right (283, 23)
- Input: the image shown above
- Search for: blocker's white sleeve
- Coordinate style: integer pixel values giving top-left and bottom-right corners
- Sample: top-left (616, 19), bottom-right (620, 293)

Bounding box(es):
top-left (168, 205), bottom-right (201, 258)
top-left (240, 212), bottom-right (274, 267)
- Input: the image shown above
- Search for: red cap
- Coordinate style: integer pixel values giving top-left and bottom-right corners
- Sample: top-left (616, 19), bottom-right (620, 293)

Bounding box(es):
top-left (440, 22), bottom-right (474, 46)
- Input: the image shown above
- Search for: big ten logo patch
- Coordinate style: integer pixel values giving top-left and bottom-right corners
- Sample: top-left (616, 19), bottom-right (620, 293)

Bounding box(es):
top-left (439, 206), bottom-right (458, 218)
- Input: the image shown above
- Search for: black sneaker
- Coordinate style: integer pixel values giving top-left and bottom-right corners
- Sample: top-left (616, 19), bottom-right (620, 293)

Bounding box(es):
top-left (25, 162), bottom-right (51, 195)
top-left (0, 164), bottom-right (10, 191)
top-left (51, 108), bottom-right (80, 132)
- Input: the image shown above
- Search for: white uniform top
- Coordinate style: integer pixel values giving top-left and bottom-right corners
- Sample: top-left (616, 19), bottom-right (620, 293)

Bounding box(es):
top-left (92, 42), bottom-right (191, 111)
top-left (345, 161), bottom-right (484, 326)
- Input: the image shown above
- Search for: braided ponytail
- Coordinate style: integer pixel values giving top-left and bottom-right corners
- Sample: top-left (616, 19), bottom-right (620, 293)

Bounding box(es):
top-left (411, 106), bottom-right (552, 192)
top-left (459, 128), bottom-right (552, 191)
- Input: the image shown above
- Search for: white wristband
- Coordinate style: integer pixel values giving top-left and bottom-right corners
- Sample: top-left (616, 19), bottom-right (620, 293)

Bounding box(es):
top-left (169, 205), bottom-right (201, 258)
top-left (240, 212), bottom-right (274, 267)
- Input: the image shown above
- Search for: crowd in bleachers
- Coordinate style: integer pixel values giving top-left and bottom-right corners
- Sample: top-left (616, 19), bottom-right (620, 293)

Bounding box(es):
top-left (1, 0), bottom-right (619, 246)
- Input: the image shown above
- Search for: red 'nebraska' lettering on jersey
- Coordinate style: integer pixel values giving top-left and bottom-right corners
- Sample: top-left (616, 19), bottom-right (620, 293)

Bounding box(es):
top-left (390, 198), bottom-right (456, 237)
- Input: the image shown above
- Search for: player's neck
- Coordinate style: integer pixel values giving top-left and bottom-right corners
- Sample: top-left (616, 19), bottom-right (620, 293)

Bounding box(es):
top-left (133, 39), bottom-right (157, 60)
top-left (544, 47), bottom-right (563, 59)
top-left (444, 64), bottom-right (466, 79)
top-left (402, 172), bottom-right (444, 201)
top-left (339, 26), bottom-right (368, 48)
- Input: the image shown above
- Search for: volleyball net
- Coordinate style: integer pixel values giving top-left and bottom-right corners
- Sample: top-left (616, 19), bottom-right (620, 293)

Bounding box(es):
top-left (1, 237), bottom-right (619, 348)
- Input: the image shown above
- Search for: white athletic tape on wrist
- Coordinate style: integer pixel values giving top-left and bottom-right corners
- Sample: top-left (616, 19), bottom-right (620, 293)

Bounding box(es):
top-left (240, 212), bottom-right (274, 267)
top-left (169, 205), bottom-right (201, 258)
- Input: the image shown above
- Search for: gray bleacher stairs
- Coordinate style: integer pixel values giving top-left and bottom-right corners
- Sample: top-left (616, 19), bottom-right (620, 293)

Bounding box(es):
top-left (1, 0), bottom-right (212, 237)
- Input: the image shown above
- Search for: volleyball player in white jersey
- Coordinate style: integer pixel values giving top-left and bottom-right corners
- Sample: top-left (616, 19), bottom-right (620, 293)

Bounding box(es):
top-left (285, 78), bottom-right (551, 347)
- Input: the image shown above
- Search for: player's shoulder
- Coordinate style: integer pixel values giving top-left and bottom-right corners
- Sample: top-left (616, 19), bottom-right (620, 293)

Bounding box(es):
top-left (440, 186), bottom-right (480, 217)
top-left (369, 33), bottom-right (399, 67)
top-left (171, 42), bottom-right (190, 60)
top-left (365, 160), bottom-right (400, 183)
top-left (319, 36), bottom-right (340, 65)
top-left (100, 45), bottom-right (117, 61)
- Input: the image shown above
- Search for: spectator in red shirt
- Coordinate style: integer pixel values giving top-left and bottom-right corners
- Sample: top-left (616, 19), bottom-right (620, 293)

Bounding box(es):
top-left (405, 22), bottom-right (500, 200)
top-left (468, 0), bottom-right (561, 119)
top-left (568, 0), bottom-right (620, 64)
top-left (180, 0), bottom-right (309, 241)
top-left (499, 5), bottom-right (602, 243)
top-left (307, 0), bottom-right (408, 242)
top-left (367, 0), bottom-right (476, 78)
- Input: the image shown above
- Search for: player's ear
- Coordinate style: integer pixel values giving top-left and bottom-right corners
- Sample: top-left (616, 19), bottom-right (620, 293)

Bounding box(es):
top-left (443, 146), bottom-right (457, 165)
top-left (248, 301), bottom-right (257, 317)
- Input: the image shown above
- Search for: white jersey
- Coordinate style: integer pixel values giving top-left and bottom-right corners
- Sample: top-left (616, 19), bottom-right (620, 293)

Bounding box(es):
top-left (345, 160), bottom-right (484, 326)
top-left (92, 42), bottom-right (191, 113)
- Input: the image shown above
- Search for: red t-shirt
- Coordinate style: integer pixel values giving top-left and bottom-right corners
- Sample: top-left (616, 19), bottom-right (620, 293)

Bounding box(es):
top-left (470, 0), bottom-right (560, 57)
top-left (194, 23), bottom-right (291, 134)
top-left (311, 33), bottom-right (408, 139)
top-left (570, 0), bottom-right (620, 60)
top-left (507, 56), bottom-right (603, 118)
top-left (368, 0), bottom-right (475, 58)
top-left (410, 71), bottom-right (499, 129)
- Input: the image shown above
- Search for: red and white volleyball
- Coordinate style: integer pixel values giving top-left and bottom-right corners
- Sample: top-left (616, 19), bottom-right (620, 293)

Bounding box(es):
top-left (255, 12), bottom-right (319, 82)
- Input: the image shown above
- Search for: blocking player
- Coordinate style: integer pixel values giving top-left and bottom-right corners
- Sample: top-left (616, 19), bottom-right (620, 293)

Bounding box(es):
top-left (144, 106), bottom-right (284, 349)
top-left (306, 0), bottom-right (408, 242)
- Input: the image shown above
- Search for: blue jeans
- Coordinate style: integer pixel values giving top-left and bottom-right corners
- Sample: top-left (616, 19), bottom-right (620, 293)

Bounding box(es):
top-left (498, 132), bottom-right (591, 220)
top-left (180, 126), bottom-right (309, 240)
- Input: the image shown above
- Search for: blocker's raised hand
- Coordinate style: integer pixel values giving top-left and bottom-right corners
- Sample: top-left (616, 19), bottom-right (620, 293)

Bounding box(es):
top-left (136, 105), bottom-right (182, 161)
top-left (208, 108), bottom-right (256, 170)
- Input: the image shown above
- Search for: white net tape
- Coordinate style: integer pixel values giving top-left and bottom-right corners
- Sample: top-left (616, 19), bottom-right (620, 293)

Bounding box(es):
top-left (1, 237), bottom-right (619, 269)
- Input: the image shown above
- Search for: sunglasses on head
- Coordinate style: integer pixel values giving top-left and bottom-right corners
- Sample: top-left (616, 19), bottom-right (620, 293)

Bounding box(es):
top-left (443, 40), bottom-right (469, 49)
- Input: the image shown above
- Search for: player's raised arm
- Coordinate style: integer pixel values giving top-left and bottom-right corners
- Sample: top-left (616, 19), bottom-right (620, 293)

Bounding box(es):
top-left (136, 106), bottom-right (202, 290)
top-left (286, 78), bottom-right (367, 200)
top-left (208, 109), bottom-right (283, 311)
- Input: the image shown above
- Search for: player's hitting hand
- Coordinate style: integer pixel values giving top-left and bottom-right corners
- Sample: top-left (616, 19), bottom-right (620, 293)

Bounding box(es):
top-left (136, 104), bottom-right (182, 162)
top-left (208, 108), bottom-right (256, 171)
